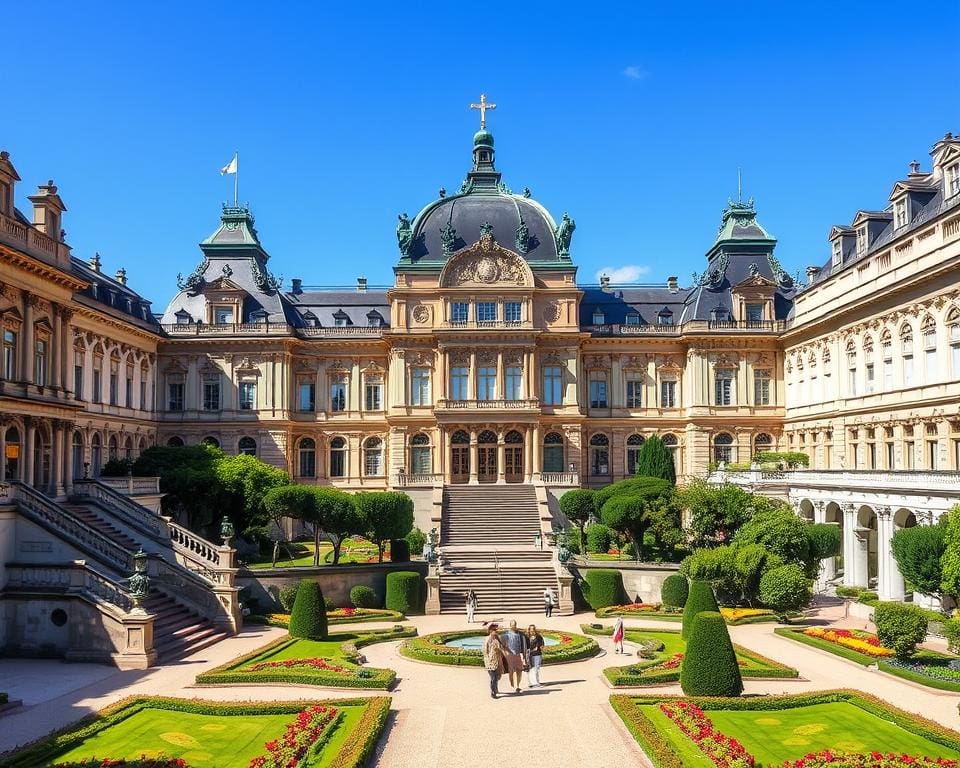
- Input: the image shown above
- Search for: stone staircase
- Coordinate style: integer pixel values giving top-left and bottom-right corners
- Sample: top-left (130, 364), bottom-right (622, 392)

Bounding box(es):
top-left (147, 588), bottom-right (229, 660)
top-left (439, 485), bottom-right (559, 614)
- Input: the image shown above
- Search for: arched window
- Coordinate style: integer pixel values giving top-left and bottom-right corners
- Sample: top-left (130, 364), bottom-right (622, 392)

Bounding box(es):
top-left (900, 323), bottom-right (914, 387)
top-left (364, 436), bottom-right (383, 476)
top-left (589, 433), bottom-right (609, 477)
top-left (626, 433), bottom-right (645, 475)
top-left (451, 430), bottom-right (470, 444)
top-left (108, 435), bottom-right (118, 461)
top-left (504, 430), bottom-right (523, 443)
top-left (238, 436), bottom-right (257, 456)
top-left (713, 432), bottom-right (735, 464)
top-left (202, 436), bottom-right (220, 448)
top-left (91, 433), bottom-right (102, 477)
top-left (166, 436), bottom-right (184, 447)
top-left (880, 329), bottom-right (893, 391)
top-left (72, 431), bottom-right (84, 480)
top-left (948, 308), bottom-right (960, 377)
top-left (410, 433), bottom-right (431, 475)
top-left (298, 438), bottom-right (316, 478)
top-left (478, 430), bottom-right (497, 445)
top-left (845, 340), bottom-right (858, 396)
top-left (123, 436), bottom-right (133, 460)
top-left (330, 437), bottom-right (346, 478)
top-left (922, 315), bottom-right (937, 383)
top-left (753, 432), bottom-right (772, 456)
top-left (543, 432), bottom-right (564, 473)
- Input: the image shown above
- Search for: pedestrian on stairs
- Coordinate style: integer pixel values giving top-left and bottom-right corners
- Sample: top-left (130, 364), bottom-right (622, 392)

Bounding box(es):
top-left (502, 620), bottom-right (528, 693)
top-left (543, 586), bottom-right (554, 617)
top-left (465, 589), bottom-right (478, 623)
top-left (482, 623), bottom-right (505, 699)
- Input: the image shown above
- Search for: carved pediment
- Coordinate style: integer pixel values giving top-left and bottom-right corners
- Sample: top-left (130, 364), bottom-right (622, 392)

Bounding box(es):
top-left (439, 237), bottom-right (534, 288)
top-left (732, 273), bottom-right (777, 292)
top-left (204, 276), bottom-right (245, 293)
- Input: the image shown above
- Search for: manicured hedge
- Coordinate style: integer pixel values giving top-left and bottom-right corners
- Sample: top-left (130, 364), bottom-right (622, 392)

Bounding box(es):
top-left (399, 629), bottom-right (599, 667)
top-left (681, 580), bottom-right (719, 639)
top-left (350, 585), bottom-right (378, 609)
top-left (247, 608), bottom-right (406, 627)
top-left (0, 696), bottom-right (391, 768)
top-left (660, 574), bottom-right (688, 608)
top-left (289, 580), bottom-right (328, 640)
top-left (385, 571), bottom-right (423, 614)
top-left (679, 611), bottom-right (743, 696)
top-left (389, 538), bottom-right (410, 563)
top-left (582, 569), bottom-right (627, 609)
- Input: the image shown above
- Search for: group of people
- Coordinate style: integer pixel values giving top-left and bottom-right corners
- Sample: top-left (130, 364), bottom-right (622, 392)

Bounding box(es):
top-left (481, 620), bottom-right (546, 698)
top-left (464, 587), bottom-right (555, 624)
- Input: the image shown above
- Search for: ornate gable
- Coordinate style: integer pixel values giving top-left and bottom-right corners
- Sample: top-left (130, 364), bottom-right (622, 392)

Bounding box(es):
top-left (438, 233), bottom-right (535, 288)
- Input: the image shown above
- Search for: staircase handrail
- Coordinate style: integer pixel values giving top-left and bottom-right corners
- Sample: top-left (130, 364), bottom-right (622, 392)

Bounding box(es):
top-left (166, 520), bottom-right (235, 583)
top-left (5, 561), bottom-right (133, 614)
top-left (72, 479), bottom-right (166, 539)
top-left (150, 556), bottom-right (231, 623)
top-left (6, 482), bottom-right (131, 573)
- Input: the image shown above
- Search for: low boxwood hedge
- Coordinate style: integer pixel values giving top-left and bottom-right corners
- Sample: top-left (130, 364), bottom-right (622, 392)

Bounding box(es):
top-left (0, 696), bottom-right (390, 768)
top-left (399, 629), bottom-right (599, 667)
top-left (247, 608), bottom-right (406, 627)
top-left (195, 626), bottom-right (415, 690)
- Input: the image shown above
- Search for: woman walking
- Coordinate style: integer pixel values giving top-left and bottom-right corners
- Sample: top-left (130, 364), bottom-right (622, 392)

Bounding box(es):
top-left (482, 623), bottom-right (505, 699)
top-left (465, 589), bottom-right (478, 624)
top-left (612, 615), bottom-right (625, 654)
top-left (526, 624), bottom-right (545, 688)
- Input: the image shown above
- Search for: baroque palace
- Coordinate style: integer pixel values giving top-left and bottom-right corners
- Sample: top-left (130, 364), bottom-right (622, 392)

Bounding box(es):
top-left (1, 110), bottom-right (960, 648)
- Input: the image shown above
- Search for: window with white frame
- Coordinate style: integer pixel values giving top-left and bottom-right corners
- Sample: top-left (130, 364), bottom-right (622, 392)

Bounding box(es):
top-left (298, 438), bottom-right (316, 477)
top-left (477, 366), bottom-right (496, 400)
top-left (542, 365), bottom-right (562, 405)
top-left (363, 437), bottom-right (383, 476)
top-left (713, 432), bottom-right (734, 463)
top-left (476, 302), bottom-right (497, 323)
top-left (409, 368), bottom-right (429, 406)
top-left (661, 433), bottom-right (679, 470)
top-left (882, 338), bottom-right (893, 390)
top-left (365, 374), bottom-right (384, 410)
top-left (894, 199), bottom-right (908, 228)
top-left (504, 301), bottom-right (522, 324)
top-left (298, 378), bottom-right (316, 412)
top-left (626, 433), bottom-right (645, 474)
top-left (714, 369), bottom-right (734, 406)
top-left (660, 379), bottom-right (677, 408)
top-left (505, 365), bottom-right (522, 400)
top-left (831, 239), bottom-right (842, 266)
top-left (589, 370), bottom-right (608, 408)
top-left (451, 302), bottom-right (469, 324)
top-left (863, 340), bottom-right (875, 394)
top-left (923, 318), bottom-right (937, 382)
top-left (625, 312), bottom-right (640, 326)
top-left (410, 433), bottom-right (431, 474)
top-left (214, 306), bottom-right (233, 325)
top-left (34, 338), bottom-right (48, 386)
top-left (330, 375), bottom-right (347, 412)
top-left (846, 346), bottom-right (857, 396)
top-left (592, 310), bottom-right (605, 325)
top-left (589, 433), bottom-right (609, 476)
top-left (950, 312), bottom-right (960, 376)
top-left (625, 373), bottom-right (642, 408)
top-left (754, 369), bottom-right (771, 405)
top-left (239, 381), bottom-right (256, 410)
top-left (948, 163), bottom-right (960, 198)
top-left (202, 374), bottom-right (220, 410)
top-left (3, 329), bottom-right (17, 380)
top-left (167, 379), bottom-right (184, 411)
top-left (329, 437), bottom-right (346, 477)
top-left (856, 226), bottom-right (867, 255)
top-left (450, 365), bottom-right (469, 400)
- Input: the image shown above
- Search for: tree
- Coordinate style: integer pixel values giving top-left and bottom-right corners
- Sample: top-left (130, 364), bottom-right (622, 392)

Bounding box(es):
top-left (355, 491), bottom-right (414, 563)
top-left (634, 435), bottom-right (676, 485)
top-left (941, 506), bottom-right (960, 600)
top-left (758, 564), bottom-right (811, 615)
top-left (679, 478), bottom-right (760, 547)
top-left (313, 488), bottom-right (360, 565)
top-left (891, 523), bottom-right (946, 599)
top-left (682, 544), bottom-right (783, 606)
top-left (599, 478), bottom-right (673, 561)
top-left (262, 485), bottom-right (318, 567)
top-left (133, 444), bottom-right (226, 534)
top-left (807, 523), bottom-right (842, 562)
top-left (679, 611), bottom-right (743, 697)
top-left (214, 453), bottom-right (289, 541)
top-left (733, 508), bottom-right (812, 572)
top-left (874, 602), bottom-right (929, 661)
top-left (560, 489), bottom-right (597, 552)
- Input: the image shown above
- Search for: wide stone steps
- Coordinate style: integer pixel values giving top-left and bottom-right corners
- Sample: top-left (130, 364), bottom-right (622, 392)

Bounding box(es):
top-left (146, 589), bottom-right (228, 660)
top-left (62, 504), bottom-right (143, 553)
top-left (440, 567), bottom-right (557, 613)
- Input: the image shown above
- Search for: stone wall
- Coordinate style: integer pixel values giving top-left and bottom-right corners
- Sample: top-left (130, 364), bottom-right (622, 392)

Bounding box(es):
top-left (238, 561), bottom-right (429, 612)
top-left (570, 561), bottom-right (681, 604)
top-left (0, 595), bottom-right (125, 661)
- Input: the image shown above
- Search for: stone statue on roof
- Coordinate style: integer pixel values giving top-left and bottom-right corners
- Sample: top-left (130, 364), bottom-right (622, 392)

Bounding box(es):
top-left (555, 212), bottom-right (576, 258)
top-left (396, 213), bottom-right (413, 255)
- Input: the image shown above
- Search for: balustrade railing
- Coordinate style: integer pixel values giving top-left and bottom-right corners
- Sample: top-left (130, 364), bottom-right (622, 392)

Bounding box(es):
top-left (166, 520), bottom-right (235, 585)
top-left (435, 398), bottom-right (540, 410)
top-left (0, 210), bottom-right (66, 263)
top-left (5, 562), bottom-right (133, 613)
top-left (710, 468), bottom-right (960, 491)
top-left (72, 480), bottom-right (165, 538)
top-left (539, 472), bottom-right (579, 486)
top-left (297, 325), bottom-right (385, 337)
top-left (97, 476), bottom-right (162, 495)
top-left (151, 557), bottom-right (229, 620)
top-left (394, 472), bottom-right (442, 487)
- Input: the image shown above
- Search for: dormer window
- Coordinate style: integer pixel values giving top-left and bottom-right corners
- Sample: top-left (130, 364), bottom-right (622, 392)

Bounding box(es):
top-left (333, 310), bottom-right (350, 327)
top-left (367, 311), bottom-right (383, 328)
top-left (174, 309), bottom-right (192, 325)
top-left (214, 306), bottom-right (233, 324)
top-left (832, 239), bottom-right (842, 266)
top-left (710, 307), bottom-right (729, 322)
top-left (302, 311), bottom-right (319, 328)
top-left (948, 163), bottom-right (960, 197)
top-left (856, 226), bottom-right (867, 255)
top-left (657, 307), bottom-right (673, 326)
top-left (894, 199), bottom-right (908, 228)
top-left (249, 309), bottom-right (268, 324)
top-left (592, 310), bottom-right (605, 325)
top-left (625, 313), bottom-right (640, 326)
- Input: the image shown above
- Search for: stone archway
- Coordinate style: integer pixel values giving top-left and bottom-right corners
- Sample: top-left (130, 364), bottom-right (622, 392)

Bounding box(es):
top-left (823, 501), bottom-right (843, 584)
top-left (854, 505), bottom-right (878, 589)
top-left (798, 499), bottom-right (815, 522)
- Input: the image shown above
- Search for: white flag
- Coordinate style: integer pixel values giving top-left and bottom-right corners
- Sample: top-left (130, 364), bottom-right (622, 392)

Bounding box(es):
top-left (220, 154), bottom-right (238, 175)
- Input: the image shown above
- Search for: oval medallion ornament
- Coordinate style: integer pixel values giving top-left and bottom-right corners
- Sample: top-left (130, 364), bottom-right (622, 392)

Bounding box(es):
top-left (412, 304), bottom-right (430, 324)
top-left (476, 257), bottom-right (499, 283)
top-left (543, 301), bottom-right (561, 323)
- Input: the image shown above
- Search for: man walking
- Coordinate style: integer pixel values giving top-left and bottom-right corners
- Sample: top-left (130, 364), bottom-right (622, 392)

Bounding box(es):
top-left (543, 586), bottom-right (554, 617)
top-left (502, 620), bottom-right (528, 693)
top-left (482, 623), bottom-right (505, 699)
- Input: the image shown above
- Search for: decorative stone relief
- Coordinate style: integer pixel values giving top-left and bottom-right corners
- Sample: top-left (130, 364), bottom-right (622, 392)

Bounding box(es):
top-left (440, 237), bottom-right (532, 288)
top-left (412, 304), bottom-right (430, 325)
top-left (542, 301), bottom-right (561, 324)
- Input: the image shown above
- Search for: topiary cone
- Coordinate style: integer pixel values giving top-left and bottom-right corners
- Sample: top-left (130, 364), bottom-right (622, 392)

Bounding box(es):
top-left (661, 573), bottom-right (689, 609)
top-left (289, 580), bottom-right (328, 640)
top-left (680, 610), bottom-right (743, 697)
top-left (681, 580), bottom-right (719, 639)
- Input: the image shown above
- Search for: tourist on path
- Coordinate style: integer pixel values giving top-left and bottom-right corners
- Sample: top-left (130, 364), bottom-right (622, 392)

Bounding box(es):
top-left (612, 616), bottom-right (625, 654)
top-left (482, 623), bottom-right (505, 699)
top-left (502, 620), bottom-right (528, 693)
top-left (543, 586), bottom-right (554, 617)
top-left (465, 589), bottom-right (478, 623)
top-left (526, 624), bottom-right (545, 688)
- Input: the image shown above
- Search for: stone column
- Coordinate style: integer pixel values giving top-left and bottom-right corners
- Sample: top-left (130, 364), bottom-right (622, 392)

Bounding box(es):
top-left (877, 506), bottom-right (904, 601)
top-left (523, 427), bottom-right (533, 483)
top-left (0, 423), bottom-right (6, 482)
top-left (496, 434), bottom-right (506, 484)
top-left (496, 350), bottom-right (504, 401)
top-left (468, 350), bottom-right (476, 400)
top-left (23, 418), bottom-right (35, 486)
top-left (532, 423), bottom-right (542, 478)
top-left (842, 502), bottom-right (858, 586)
top-left (20, 292), bottom-right (35, 384)
top-left (52, 421), bottom-right (64, 497)
top-left (51, 305), bottom-right (63, 389)
top-left (852, 525), bottom-right (870, 588)
top-left (63, 422), bottom-right (75, 495)
top-left (468, 429), bottom-right (478, 485)
top-left (61, 309), bottom-right (73, 393)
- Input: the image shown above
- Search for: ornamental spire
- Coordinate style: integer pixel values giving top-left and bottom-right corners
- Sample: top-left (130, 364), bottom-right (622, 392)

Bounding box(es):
top-left (469, 93), bottom-right (497, 130)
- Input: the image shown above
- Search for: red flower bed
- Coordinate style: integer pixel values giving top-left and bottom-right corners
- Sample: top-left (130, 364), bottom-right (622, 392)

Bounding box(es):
top-left (784, 753), bottom-right (959, 767)
top-left (659, 701), bottom-right (755, 768)
top-left (248, 705), bottom-right (339, 768)
top-left (247, 658), bottom-right (350, 674)
top-left (54, 760), bottom-right (189, 767)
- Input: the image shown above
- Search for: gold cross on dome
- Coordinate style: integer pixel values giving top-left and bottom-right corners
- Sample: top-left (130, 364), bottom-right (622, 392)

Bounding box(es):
top-left (469, 94), bottom-right (497, 129)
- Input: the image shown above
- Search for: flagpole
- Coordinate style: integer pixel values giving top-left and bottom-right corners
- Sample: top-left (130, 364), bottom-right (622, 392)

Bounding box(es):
top-left (234, 152), bottom-right (239, 207)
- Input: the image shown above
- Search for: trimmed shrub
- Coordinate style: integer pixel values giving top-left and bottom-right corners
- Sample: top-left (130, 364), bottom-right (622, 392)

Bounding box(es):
top-left (278, 583), bottom-right (299, 612)
top-left (679, 610), bottom-right (743, 696)
top-left (350, 585), bottom-right (378, 609)
top-left (405, 527), bottom-right (427, 555)
top-left (875, 602), bottom-right (929, 660)
top-left (586, 523), bottom-right (614, 554)
top-left (288, 580), bottom-right (328, 640)
top-left (390, 538), bottom-right (411, 563)
top-left (681, 580), bottom-right (720, 640)
top-left (808, 523), bottom-right (842, 561)
top-left (891, 522), bottom-right (946, 598)
top-left (385, 571), bottom-right (423, 614)
top-left (661, 573), bottom-right (688, 608)
top-left (758, 563), bottom-right (811, 615)
top-left (582, 569), bottom-right (626, 610)
top-left (634, 435), bottom-right (677, 485)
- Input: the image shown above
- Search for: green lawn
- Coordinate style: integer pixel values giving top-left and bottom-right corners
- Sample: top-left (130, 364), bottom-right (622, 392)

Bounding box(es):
top-left (254, 635), bottom-right (357, 661)
top-left (624, 629), bottom-right (779, 672)
top-left (640, 701), bottom-right (960, 765)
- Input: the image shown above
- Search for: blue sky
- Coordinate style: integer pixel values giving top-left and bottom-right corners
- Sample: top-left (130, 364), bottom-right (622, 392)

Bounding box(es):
top-left (5, 1), bottom-right (958, 310)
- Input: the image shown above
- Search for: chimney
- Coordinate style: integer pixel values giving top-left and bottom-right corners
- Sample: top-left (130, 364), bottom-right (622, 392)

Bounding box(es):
top-left (667, 275), bottom-right (679, 293)
top-left (89, 252), bottom-right (102, 272)
top-left (357, 276), bottom-right (367, 293)
top-left (28, 179), bottom-right (66, 240)
top-left (909, 160), bottom-right (922, 175)
top-left (115, 267), bottom-right (127, 285)
top-left (291, 278), bottom-right (303, 294)
top-left (806, 265), bottom-right (820, 281)
top-left (599, 274), bottom-right (610, 290)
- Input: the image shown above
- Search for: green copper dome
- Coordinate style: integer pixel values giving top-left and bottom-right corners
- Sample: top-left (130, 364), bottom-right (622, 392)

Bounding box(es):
top-left (473, 129), bottom-right (494, 147)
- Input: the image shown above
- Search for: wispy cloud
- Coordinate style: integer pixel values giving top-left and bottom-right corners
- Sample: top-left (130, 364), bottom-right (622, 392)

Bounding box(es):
top-left (596, 265), bottom-right (651, 283)
top-left (622, 65), bottom-right (649, 81)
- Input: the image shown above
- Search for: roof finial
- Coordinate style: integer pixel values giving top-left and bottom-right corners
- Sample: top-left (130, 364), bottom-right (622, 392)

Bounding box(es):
top-left (469, 93), bottom-right (497, 130)
top-left (737, 167), bottom-right (742, 203)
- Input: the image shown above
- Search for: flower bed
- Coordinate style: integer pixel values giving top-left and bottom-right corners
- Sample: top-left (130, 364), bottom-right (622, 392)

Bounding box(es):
top-left (803, 627), bottom-right (894, 658)
top-left (720, 607), bottom-right (778, 625)
top-left (195, 626), bottom-right (415, 689)
top-left (611, 690), bottom-right (960, 768)
top-left (247, 704), bottom-right (340, 768)
top-left (247, 607), bottom-right (405, 627)
top-left (595, 605), bottom-right (778, 625)
top-left (0, 696), bottom-right (390, 768)
top-left (399, 629), bottom-right (599, 666)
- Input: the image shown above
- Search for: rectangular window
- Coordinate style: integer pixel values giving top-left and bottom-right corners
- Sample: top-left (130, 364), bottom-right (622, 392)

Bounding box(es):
top-left (542, 365), bottom-right (562, 405)
top-left (903, 354), bottom-right (914, 387)
top-left (504, 301), bottom-right (522, 323)
top-left (831, 240), bottom-right (842, 266)
top-left (865, 362), bottom-right (875, 393)
top-left (93, 369), bottom-right (102, 403)
top-left (451, 366), bottom-right (469, 401)
top-left (74, 365), bottom-right (83, 399)
top-left (298, 380), bottom-right (316, 412)
top-left (35, 340), bottom-right (47, 386)
top-left (214, 307), bottom-right (233, 324)
top-left (847, 352), bottom-right (857, 396)
top-left (366, 376), bottom-right (384, 410)
top-left (239, 381), bottom-right (256, 410)
top-left (625, 313), bottom-right (640, 326)
top-left (2, 330), bottom-right (16, 380)
top-left (905, 441), bottom-right (915, 469)
top-left (868, 442), bottom-right (876, 469)
top-left (125, 376), bottom-right (133, 407)
top-left (477, 366), bottom-right (497, 400)
top-left (895, 199), bottom-right (908, 228)
top-left (168, 381), bottom-right (184, 411)
top-left (754, 370), bottom-right (771, 405)
top-left (745, 303), bottom-right (764, 323)
top-left (589, 372), bottom-right (608, 408)
top-left (109, 373), bottom-right (118, 405)
top-left (714, 371), bottom-right (733, 406)
top-left (949, 163), bottom-right (960, 197)
top-left (626, 377), bottom-right (642, 408)
top-left (451, 302), bottom-right (469, 324)
top-left (202, 376), bottom-right (220, 410)
top-left (928, 440), bottom-right (939, 470)
top-left (330, 377), bottom-right (347, 412)
top-left (856, 227), bottom-right (867, 254)
top-left (140, 380), bottom-right (147, 410)
top-left (592, 311), bottom-right (605, 325)
top-left (476, 302), bottom-right (497, 323)
top-left (660, 380), bottom-right (676, 408)
top-left (886, 442), bottom-right (895, 469)
top-left (925, 330), bottom-right (937, 382)
top-left (410, 368), bottom-right (430, 406)
top-left (505, 366), bottom-right (522, 400)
